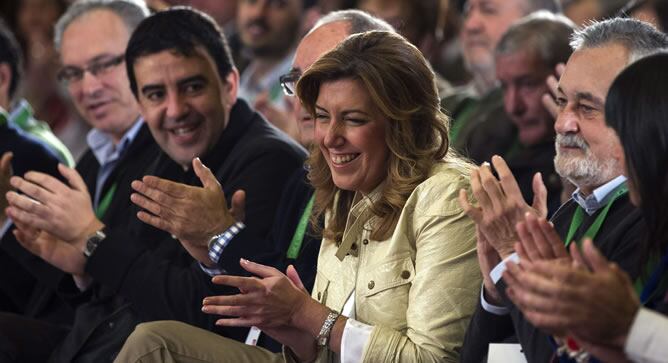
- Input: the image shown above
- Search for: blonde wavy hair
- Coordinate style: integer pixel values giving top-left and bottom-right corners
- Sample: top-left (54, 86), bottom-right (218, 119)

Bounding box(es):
top-left (296, 31), bottom-right (468, 242)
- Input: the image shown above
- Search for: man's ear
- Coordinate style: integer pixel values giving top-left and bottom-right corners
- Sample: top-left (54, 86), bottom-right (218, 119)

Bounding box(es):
top-left (222, 67), bottom-right (239, 107)
top-left (0, 63), bottom-right (12, 108)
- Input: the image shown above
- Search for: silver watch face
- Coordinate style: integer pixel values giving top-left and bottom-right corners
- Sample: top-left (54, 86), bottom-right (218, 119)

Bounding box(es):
top-left (84, 230), bottom-right (106, 257)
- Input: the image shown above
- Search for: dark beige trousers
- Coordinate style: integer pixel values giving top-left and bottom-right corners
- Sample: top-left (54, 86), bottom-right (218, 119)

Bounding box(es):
top-left (114, 321), bottom-right (286, 363)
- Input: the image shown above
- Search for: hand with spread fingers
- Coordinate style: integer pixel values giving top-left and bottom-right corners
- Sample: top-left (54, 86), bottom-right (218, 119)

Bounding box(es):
top-left (6, 163), bottom-right (102, 245)
top-left (459, 155), bottom-right (548, 259)
top-left (541, 63), bottom-right (565, 119)
top-left (0, 152), bottom-right (13, 223)
top-left (503, 239), bottom-right (639, 345)
top-left (130, 157), bottom-right (245, 264)
top-left (202, 260), bottom-right (319, 361)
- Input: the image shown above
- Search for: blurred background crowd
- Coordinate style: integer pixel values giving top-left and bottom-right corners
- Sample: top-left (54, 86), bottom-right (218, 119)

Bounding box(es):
top-left (1, 0), bottom-right (664, 162)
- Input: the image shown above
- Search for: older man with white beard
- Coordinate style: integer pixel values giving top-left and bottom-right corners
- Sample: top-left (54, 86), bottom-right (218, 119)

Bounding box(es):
top-left (458, 18), bottom-right (668, 363)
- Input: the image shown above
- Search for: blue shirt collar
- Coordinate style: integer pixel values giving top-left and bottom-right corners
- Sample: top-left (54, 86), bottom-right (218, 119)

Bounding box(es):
top-left (571, 175), bottom-right (627, 215)
top-left (86, 117), bottom-right (144, 166)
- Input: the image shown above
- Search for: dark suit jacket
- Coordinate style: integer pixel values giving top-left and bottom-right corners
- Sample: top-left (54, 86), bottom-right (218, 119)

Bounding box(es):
top-left (461, 195), bottom-right (645, 363)
top-left (50, 99), bottom-right (307, 362)
top-left (0, 123), bottom-right (63, 316)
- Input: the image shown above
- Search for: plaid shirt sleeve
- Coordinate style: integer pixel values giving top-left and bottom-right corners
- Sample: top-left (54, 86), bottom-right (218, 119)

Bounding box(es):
top-left (198, 221), bottom-right (246, 277)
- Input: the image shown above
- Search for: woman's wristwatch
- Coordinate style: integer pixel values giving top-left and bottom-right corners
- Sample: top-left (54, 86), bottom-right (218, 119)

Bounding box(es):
top-left (316, 311), bottom-right (340, 348)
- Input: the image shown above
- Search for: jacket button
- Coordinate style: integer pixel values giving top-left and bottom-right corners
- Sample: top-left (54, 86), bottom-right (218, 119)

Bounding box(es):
top-left (108, 321), bottom-right (115, 329)
top-left (362, 239), bottom-right (369, 245)
top-left (368, 281), bottom-right (375, 289)
top-left (401, 270), bottom-right (411, 279)
top-left (317, 292), bottom-right (322, 300)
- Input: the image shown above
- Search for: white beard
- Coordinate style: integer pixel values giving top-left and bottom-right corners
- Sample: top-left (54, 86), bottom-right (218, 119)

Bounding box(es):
top-left (554, 134), bottom-right (621, 189)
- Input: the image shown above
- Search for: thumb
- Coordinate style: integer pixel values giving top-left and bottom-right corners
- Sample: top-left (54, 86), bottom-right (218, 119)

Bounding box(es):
top-left (0, 152), bottom-right (13, 174)
top-left (240, 258), bottom-right (280, 278)
top-left (286, 264), bottom-right (306, 292)
top-left (58, 164), bottom-right (87, 192)
top-left (193, 158), bottom-right (221, 190)
top-left (532, 172), bottom-right (548, 218)
top-left (230, 190), bottom-right (246, 222)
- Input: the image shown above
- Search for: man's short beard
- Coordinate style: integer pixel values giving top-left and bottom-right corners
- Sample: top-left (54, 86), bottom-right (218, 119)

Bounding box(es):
top-left (554, 134), bottom-right (620, 189)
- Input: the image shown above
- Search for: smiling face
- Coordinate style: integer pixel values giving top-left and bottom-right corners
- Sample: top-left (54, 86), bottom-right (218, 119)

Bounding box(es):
top-left (133, 48), bottom-right (237, 168)
top-left (553, 43), bottom-right (627, 192)
top-left (496, 49), bottom-right (554, 146)
top-left (314, 78), bottom-right (390, 194)
top-left (60, 9), bottom-right (140, 142)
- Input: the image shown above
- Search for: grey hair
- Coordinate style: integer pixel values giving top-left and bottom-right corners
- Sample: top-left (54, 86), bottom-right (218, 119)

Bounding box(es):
top-left (311, 9), bottom-right (394, 35)
top-left (524, 0), bottom-right (562, 13)
top-left (496, 11), bottom-right (575, 68)
top-left (54, 0), bottom-right (149, 50)
top-left (571, 17), bottom-right (668, 63)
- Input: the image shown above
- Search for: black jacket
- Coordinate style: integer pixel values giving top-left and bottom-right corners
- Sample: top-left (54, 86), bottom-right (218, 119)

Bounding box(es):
top-left (0, 123), bottom-right (63, 316)
top-left (461, 195), bottom-right (646, 363)
top-left (51, 99), bottom-right (307, 362)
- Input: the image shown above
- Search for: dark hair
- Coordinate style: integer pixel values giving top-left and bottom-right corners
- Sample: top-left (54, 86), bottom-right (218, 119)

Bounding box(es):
top-left (0, 18), bottom-right (22, 100)
top-left (125, 6), bottom-right (235, 98)
top-left (605, 52), bottom-right (668, 259)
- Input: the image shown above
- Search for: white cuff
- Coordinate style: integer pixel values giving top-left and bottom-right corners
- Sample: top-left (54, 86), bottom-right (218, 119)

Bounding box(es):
top-left (198, 262), bottom-right (225, 277)
top-left (624, 307), bottom-right (668, 363)
top-left (341, 318), bottom-right (373, 363)
top-left (480, 283), bottom-right (510, 315)
top-left (490, 253), bottom-right (520, 284)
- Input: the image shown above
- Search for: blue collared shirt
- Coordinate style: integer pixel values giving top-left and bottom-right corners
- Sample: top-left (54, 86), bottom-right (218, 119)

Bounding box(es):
top-left (571, 175), bottom-right (627, 215)
top-left (86, 118), bottom-right (144, 208)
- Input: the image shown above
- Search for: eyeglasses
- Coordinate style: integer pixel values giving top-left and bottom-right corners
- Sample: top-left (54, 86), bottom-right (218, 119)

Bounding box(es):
top-left (279, 70), bottom-right (301, 96)
top-left (57, 54), bottom-right (125, 84)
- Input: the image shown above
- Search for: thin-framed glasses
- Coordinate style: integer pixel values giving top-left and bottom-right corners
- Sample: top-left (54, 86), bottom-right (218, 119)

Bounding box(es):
top-left (57, 54), bottom-right (125, 84)
top-left (279, 70), bottom-right (301, 97)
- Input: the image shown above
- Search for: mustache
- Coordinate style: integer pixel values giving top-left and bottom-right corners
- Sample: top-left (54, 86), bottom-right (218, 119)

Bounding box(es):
top-left (556, 134), bottom-right (589, 150)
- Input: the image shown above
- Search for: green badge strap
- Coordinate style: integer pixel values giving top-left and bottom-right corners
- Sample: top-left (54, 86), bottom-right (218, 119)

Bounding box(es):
top-left (11, 105), bottom-right (31, 129)
top-left (564, 183), bottom-right (628, 248)
top-left (286, 194), bottom-right (316, 259)
top-left (0, 110), bottom-right (7, 127)
top-left (95, 182), bottom-right (118, 219)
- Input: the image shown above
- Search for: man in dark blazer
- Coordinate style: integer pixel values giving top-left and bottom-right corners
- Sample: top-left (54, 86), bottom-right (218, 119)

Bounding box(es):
top-left (459, 18), bottom-right (668, 363)
top-left (5, 5), bottom-right (306, 363)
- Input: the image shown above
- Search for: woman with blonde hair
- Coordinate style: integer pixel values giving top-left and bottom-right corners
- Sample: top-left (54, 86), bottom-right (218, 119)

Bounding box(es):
top-left (115, 30), bottom-right (481, 363)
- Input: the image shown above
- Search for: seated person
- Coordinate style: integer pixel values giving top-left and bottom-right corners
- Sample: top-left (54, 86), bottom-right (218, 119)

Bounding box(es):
top-left (114, 30), bottom-right (481, 363)
top-left (458, 18), bottom-right (667, 363)
top-left (4, 6), bottom-right (306, 362)
top-left (494, 11), bottom-right (576, 215)
top-left (503, 51), bottom-right (668, 363)
top-left (0, 18), bottom-right (74, 166)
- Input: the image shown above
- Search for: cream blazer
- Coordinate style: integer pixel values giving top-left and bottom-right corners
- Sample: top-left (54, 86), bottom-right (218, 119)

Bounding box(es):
top-left (309, 162), bottom-right (481, 363)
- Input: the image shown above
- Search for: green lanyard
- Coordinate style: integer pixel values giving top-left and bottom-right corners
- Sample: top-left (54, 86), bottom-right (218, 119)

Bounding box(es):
top-left (0, 111), bottom-right (7, 127)
top-left (94, 183), bottom-right (118, 219)
top-left (564, 183), bottom-right (628, 248)
top-left (286, 194), bottom-right (315, 259)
